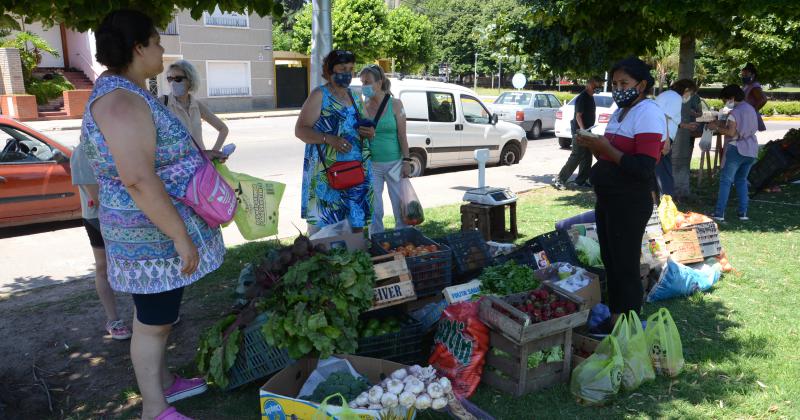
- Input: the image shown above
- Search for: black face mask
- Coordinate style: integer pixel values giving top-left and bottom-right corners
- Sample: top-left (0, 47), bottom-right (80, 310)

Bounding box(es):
top-left (742, 76), bottom-right (753, 85)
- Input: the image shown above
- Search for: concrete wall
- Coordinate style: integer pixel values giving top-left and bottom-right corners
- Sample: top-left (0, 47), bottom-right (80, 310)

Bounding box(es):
top-left (65, 29), bottom-right (105, 82)
top-left (13, 21), bottom-right (64, 68)
top-left (0, 48), bottom-right (26, 95)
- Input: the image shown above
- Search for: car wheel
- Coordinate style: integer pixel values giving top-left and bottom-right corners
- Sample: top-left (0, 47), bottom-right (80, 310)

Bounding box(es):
top-left (528, 121), bottom-right (542, 139)
top-left (408, 151), bottom-right (426, 177)
top-left (500, 142), bottom-right (521, 166)
top-left (558, 137), bottom-right (572, 149)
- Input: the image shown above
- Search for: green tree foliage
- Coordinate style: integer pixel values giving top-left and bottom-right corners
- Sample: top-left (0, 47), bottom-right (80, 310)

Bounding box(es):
top-left (1, 31), bottom-right (59, 82)
top-left (385, 6), bottom-right (433, 73)
top-left (645, 37), bottom-right (679, 94)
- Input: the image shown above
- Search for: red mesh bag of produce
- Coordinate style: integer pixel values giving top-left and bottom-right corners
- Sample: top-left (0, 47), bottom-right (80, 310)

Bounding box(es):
top-left (428, 301), bottom-right (490, 398)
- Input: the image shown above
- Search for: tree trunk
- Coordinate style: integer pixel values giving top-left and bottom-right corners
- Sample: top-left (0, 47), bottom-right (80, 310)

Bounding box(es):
top-left (678, 35), bottom-right (696, 80)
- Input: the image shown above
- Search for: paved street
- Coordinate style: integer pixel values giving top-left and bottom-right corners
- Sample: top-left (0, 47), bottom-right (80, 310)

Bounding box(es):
top-left (0, 117), bottom-right (796, 294)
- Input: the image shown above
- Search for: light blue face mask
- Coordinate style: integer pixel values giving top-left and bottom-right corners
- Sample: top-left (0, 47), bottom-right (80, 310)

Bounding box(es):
top-left (362, 85), bottom-right (376, 98)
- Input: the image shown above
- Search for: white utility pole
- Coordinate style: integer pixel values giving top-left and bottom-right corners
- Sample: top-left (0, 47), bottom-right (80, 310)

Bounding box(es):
top-left (474, 52), bottom-right (478, 90)
top-left (310, 0), bottom-right (332, 91)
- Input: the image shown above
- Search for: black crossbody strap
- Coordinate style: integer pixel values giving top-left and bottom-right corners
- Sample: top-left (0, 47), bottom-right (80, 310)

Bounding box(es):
top-left (373, 94), bottom-right (391, 125)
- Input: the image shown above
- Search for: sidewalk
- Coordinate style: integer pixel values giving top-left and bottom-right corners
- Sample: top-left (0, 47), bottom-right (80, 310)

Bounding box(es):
top-left (23, 108), bottom-right (301, 132)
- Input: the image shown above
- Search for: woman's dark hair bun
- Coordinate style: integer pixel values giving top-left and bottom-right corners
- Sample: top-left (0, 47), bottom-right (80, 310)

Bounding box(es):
top-left (94, 10), bottom-right (156, 71)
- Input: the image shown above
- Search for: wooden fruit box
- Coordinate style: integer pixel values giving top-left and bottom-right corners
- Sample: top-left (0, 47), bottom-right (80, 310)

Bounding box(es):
top-left (367, 253), bottom-right (416, 311)
top-left (478, 283), bottom-right (590, 344)
top-left (481, 328), bottom-right (573, 397)
top-left (571, 332), bottom-right (600, 368)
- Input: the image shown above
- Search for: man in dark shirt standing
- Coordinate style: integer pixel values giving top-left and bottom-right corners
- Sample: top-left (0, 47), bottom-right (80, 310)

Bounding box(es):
top-left (554, 76), bottom-right (604, 189)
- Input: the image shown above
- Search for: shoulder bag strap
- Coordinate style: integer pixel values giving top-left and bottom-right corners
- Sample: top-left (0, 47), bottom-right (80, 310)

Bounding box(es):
top-left (162, 95), bottom-right (169, 106)
top-left (347, 90), bottom-right (367, 161)
top-left (372, 94), bottom-right (391, 125)
top-left (315, 143), bottom-right (330, 171)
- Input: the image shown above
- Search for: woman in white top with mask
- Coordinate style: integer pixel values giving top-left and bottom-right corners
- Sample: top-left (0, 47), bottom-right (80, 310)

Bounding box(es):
top-left (163, 60), bottom-right (229, 160)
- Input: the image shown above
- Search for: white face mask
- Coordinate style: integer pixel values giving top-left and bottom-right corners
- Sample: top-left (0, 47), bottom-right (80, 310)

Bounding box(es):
top-left (725, 100), bottom-right (735, 109)
top-left (682, 94), bottom-right (691, 104)
top-left (170, 80), bottom-right (188, 97)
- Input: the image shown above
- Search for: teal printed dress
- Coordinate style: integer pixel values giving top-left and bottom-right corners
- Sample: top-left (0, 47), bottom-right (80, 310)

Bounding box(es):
top-left (301, 86), bottom-right (373, 228)
top-left (81, 75), bottom-right (225, 294)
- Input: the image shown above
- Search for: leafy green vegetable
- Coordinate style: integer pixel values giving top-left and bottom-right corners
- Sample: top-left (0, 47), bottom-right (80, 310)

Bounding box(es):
top-left (299, 371), bottom-right (371, 403)
top-left (197, 314), bottom-right (241, 389)
top-left (575, 236), bottom-right (604, 268)
top-left (493, 345), bottom-right (564, 369)
top-left (262, 249), bottom-right (376, 359)
top-left (479, 261), bottom-right (538, 296)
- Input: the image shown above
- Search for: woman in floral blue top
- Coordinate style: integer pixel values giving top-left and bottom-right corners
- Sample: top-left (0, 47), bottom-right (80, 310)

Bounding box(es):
top-left (82, 10), bottom-right (223, 420)
top-left (295, 50), bottom-right (374, 234)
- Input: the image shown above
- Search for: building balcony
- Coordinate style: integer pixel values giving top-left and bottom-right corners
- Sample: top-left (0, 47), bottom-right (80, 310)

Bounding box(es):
top-left (209, 87), bottom-right (251, 97)
top-left (159, 20), bottom-right (178, 35)
top-left (204, 14), bottom-right (249, 28)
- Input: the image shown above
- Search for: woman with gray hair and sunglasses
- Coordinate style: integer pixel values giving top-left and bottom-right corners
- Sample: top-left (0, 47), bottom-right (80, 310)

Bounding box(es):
top-left (359, 64), bottom-right (411, 233)
top-left (162, 60), bottom-right (230, 161)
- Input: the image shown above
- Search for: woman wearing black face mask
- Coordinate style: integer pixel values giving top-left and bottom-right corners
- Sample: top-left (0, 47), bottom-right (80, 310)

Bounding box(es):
top-left (295, 50), bottom-right (374, 234)
top-left (741, 63), bottom-right (767, 132)
top-left (577, 57), bottom-right (666, 327)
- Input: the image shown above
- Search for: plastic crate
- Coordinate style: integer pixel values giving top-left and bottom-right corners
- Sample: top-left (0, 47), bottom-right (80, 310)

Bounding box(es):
top-left (371, 228), bottom-right (453, 298)
top-left (226, 313), bottom-right (293, 390)
top-left (749, 143), bottom-right (796, 192)
top-left (440, 230), bottom-right (493, 280)
top-left (356, 315), bottom-right (426, 365)
top-left (410, 299), bottom-right (447, 332)
top-left (527, 229), bottom-right (580, 266)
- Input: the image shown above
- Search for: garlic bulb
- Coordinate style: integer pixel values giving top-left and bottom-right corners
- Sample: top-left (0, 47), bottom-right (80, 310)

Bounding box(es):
top-left (408, 364), bottom-right (423, 376)
top-left (368, 403), bottom-right (383, 410)
top-left (418, 366), bottom-right (438, 384)
top-left (403, 375), bottom-right (416, 384)
top-left (348, 400), bottom-right (359, 409)
top-left (431, 397), bottom-right (448, 410)
top-left (368, 385), bottom-right (384, 404)
top-left (398, 391), bottom-right (416, 407)
top-left (386, 379), bottom-right (404, 395)
top-left (355, 392), bottom-right (369, 407)
top-left (414, 393), bottom-right (432, 410)
top-left (390, 368), bottom-right (408, 381)
top-left (380, 392), bottom-right (399, 408)
top-left (427, 382), bottom-right (444, 399)
top-left (438, 376), bottom-right (452, 393)
top-left (404, 377), bottom-right (424, 395)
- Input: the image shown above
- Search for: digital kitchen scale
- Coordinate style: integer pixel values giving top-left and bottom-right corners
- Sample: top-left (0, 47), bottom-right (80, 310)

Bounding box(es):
top-left (462, 149), bottom-right (518, 206)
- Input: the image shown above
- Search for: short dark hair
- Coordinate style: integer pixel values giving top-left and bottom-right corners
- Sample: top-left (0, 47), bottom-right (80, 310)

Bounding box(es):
top-left (95, 10), bottom-right (157, 72)
top-left (610, 56), bottom-right (655, 90)
top-left (588, 75), bottom-right (605, 85)
top-left (322, 50), bottom-right (356, 81)
top-left (742, 62), bottom-right (758, 79)
top-left (670, 79), bottom-right (698, 95)
top-left (720, 84), bottom-right (745, 102)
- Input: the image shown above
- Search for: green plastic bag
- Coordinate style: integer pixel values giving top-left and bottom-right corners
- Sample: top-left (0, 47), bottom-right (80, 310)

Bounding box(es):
top-left (570, 335), bottom-right (624, 405)
top-left (611, 311), bottom-right (656, 391)
top-left (214, 162), bottom-right (285, 240)
top-left (645, 308), bottom-right (685, 377)
top-left (312, 393), bottom-right (360, 420)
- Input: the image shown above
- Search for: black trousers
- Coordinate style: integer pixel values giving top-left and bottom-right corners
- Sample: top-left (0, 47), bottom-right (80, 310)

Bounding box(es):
top-left (558, 134), bottom-right (592, 184)
top-left (595, 188), bottom-right (652, 314)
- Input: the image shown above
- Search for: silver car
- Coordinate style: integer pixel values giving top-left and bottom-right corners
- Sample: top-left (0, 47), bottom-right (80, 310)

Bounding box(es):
top-left (489, 91), bottom-right (562, 139)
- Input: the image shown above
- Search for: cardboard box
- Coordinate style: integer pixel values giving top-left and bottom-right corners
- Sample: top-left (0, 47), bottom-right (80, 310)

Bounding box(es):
top-left (443, 279), bottom-right (482, 304)
top-left (260, 355), bottom-right (416, 420)
top-left (536, 263), bottom-right (602, 308)
top-left (311, 231), bottom-right (367, 252)
top-left (664, 229), bottom-right (704, 264)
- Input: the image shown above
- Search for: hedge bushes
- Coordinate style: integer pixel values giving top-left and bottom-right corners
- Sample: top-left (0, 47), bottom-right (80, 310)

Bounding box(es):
top-left (704, 99), bottom-right (800, 116)
top-left (26, 74), bottom-right (74, 105)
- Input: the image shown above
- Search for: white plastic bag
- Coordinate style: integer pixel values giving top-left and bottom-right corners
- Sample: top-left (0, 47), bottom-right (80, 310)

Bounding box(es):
top-left (297, 356), bottom-right (365, 399)
top-left (309, 219), bottom-right (352, 241)
top-left (699, 128), bottom-right (713, 152)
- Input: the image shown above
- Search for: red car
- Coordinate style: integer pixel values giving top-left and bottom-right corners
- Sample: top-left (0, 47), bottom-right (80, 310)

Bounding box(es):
top-left (0, 117), bottom-right (81, 228)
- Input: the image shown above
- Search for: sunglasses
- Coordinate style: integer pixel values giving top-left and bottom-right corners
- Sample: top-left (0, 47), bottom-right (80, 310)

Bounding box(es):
top-left (167, 76), bottom-right (187, 83)
top-left (333, 50), bottom-right (355, 62)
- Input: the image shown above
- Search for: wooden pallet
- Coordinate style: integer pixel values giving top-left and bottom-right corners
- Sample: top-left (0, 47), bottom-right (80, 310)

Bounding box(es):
top-left (482, 328), bottom-right (573, 396)
top-left (368, 253), bottom-right (416, 311)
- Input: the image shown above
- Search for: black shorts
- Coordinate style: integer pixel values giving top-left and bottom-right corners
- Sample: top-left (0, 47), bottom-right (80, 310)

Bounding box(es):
top-left (83, 218), bottom-right (105, 248)
top-left (132, 287), bottom-right (184, 325)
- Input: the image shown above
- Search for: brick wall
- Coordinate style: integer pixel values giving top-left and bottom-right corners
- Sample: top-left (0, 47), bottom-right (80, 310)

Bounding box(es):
top-left (64, 89), bottom-right (92, 118)
top-left (0, 48), bottom-right (26, 95)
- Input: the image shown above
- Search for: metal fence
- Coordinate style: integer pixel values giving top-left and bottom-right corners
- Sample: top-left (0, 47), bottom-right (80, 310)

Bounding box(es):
top-left (159, 21), bottom-right (178, 35)
top-left (204, 14), bottom-right (248, 27)
top-left (208, 87), bottom-right (251, 97)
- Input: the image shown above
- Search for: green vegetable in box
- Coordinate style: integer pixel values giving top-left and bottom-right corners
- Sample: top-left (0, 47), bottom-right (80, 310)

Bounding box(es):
top-left (299, 371), bottom-right (371, 403)
top-left (358, 316), bottom-right (402, 338)
top-left (262, 248), bottom-right (376, 359)
top-left (478, 260), bottom-right (539, 296)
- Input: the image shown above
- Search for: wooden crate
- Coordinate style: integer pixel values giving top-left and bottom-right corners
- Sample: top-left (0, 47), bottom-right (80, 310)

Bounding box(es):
top-left (664, 228), bottom-right (704, 264)
top-left (571, 332), bottom-right (600, 368)
top-left (482, 328), bottom-right (573, 396)
top-left (368, 253), bottom-right (416, 311)
top-left (478, 283), bottom-right (590, 344)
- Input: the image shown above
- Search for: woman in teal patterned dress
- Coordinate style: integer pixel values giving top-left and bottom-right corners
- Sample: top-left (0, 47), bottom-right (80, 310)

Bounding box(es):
top-left (295, 50), bottom-right (374, 233)
top-left (82, 10), bottom-right (223, 420)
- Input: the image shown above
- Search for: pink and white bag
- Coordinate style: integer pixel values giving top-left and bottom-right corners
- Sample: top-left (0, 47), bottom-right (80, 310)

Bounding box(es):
top-left (178, 138), bottom-right (237, 228)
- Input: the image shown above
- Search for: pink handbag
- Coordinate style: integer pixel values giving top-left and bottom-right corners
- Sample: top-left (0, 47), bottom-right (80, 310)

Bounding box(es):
top-left (178, 138), bottom-right (237, 228)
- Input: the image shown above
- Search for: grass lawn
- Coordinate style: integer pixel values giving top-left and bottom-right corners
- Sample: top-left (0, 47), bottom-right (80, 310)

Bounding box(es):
top-left (80, 182), bottom-right (799, 419)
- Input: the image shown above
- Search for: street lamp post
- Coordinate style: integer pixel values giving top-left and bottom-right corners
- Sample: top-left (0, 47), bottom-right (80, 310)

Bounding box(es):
top-left (474, 52), bottom-right (478, 90)
top-left (310, 0), bottom-right (332, 90)
top-left (498, 57), bottom-right (502, 90)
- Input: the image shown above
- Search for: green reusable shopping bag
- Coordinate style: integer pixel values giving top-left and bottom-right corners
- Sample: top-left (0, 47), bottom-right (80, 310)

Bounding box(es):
top-left (570, 335), bottom-right (624, 405)
top-left (214, 162), bottom-right (285, 240)
top-left (312, 393), bottom-right (360, 420)
top-left (645, 308), bottom-right (685, 377)
top-left (612, 312), bottom-right (656, 391)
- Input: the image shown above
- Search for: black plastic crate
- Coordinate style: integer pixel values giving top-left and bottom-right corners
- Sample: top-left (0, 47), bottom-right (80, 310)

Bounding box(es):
top-left (439, 230), bottom-right (492, 280)
top-left (527, 229), bottom-right (580, 266)
top-left (371, 228), bottom-right (453, 297)
top-left (226, 313), bottom-right (293, 390)
top-left (356, 315), bottom-right (426, 364)
top-left (749, 143), bottom-right (795, 193)
top-left (492, 244), bottom-right (539, 268)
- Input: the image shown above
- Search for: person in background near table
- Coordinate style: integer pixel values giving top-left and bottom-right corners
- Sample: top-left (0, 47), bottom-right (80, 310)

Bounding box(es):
top-left (577, 57), bottom-right (666, 328)
top-left (295, 50), bottom-right (374, 234)
top-left (553, 75), bottom-right (605, 190)
top-left (672, 88), bottom-right (704, 201)
top-left (70, 139), bottom-right (132, 341)
top-left (707, 85), bottom-right (759, 222)
top-left (741, 63), bottom-right (768, 132)
top-left (654, 79), bottom-right (699, 198)
top-left (359, 64), bottom-right (410, 233)
top-left (84, 10), bottom-right (226, 420)
top-left (162, 60), bottom-right (229, 160)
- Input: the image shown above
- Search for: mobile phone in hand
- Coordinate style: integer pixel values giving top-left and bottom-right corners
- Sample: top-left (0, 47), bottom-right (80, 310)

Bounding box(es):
top-left (222, 143), bottom-right (236, 157)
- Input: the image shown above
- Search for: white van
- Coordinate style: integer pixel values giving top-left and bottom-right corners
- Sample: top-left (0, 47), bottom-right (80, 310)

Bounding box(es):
top-left (351, 79), bottom-right (527, 177)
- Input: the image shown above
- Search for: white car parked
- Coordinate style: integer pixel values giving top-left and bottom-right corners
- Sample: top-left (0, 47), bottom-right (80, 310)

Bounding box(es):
top-left (488, 91), bottom-right (562, 139)
top-left (554, 92), bottom-right (617, 149)
top-left (351, 79), bottom-right (527, 176)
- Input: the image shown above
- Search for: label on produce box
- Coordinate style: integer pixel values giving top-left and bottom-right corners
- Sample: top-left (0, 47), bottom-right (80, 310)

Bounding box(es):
top-left (443, 279), bottom-right (482, 304)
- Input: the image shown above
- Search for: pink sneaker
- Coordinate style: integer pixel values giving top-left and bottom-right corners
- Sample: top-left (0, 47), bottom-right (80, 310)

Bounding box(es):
top-left (154, 406), bottom-right (194, 420)
top-left (105, 320), bottom-right (132, 340)
top-left (164, 375), bottom-right (207, 403)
